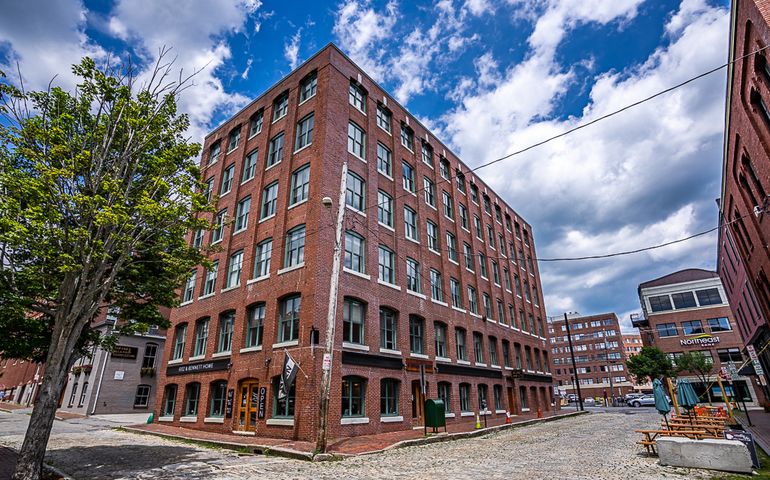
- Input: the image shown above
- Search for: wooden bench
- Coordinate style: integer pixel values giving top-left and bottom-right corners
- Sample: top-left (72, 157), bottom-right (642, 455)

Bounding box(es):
top-left (636, 429), bottom-right (710, 455)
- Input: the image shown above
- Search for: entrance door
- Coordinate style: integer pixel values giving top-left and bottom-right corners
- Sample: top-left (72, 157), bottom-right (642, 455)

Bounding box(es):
top-left (236, 380), bottom-right (260, 432)
top-left (411, 380), bottom-right (425, 425)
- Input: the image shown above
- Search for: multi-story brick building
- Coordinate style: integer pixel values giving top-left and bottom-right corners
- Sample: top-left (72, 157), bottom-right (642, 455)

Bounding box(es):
top-left (633, 269), bottom-right (761, 405)
top-left (153, 43), bottom-right (554, 442)
top-left (622, 333), bottom-right (643, 357)
top-left (548, 313), bottom-right (633, 401)
top-left (0, 359), bottom-right (43, 405)
top-left (717, 0), bottom-right (770, 397)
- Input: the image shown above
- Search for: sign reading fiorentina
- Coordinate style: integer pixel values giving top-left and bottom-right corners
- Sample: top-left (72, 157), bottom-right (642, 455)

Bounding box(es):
top-left (679, 334), bottom-right (720, 346)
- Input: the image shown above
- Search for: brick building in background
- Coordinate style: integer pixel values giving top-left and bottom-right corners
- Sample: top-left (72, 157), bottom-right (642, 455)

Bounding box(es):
top-left (622, 333), bottom-right (643, 357)
top-left (633, 269), bottom-right (761, 406)
top-left (153, 43), bottom-right (554, 442)
top-left (717, 0), bottom-right (770, 400)
top-left (548, 313), bottom-right (633, 401)
top-left (0, 359), bottom-right (43, 405)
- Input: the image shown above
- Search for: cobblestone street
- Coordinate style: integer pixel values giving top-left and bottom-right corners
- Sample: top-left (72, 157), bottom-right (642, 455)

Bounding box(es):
top-left (0, 408), bottom-right (715, 479)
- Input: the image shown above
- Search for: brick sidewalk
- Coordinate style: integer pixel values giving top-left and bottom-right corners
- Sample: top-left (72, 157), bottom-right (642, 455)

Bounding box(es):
top-left (128, 410), bottom-right (574, 457)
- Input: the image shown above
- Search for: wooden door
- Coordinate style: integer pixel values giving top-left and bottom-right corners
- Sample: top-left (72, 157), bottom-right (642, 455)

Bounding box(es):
top-left (411, 380), bottom-right (425, 425)
top-left (236, 381), bottom-right (260, 432)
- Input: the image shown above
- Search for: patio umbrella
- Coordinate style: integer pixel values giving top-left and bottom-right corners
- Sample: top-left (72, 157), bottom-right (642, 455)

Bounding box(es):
top-left (653, 378), bottom-right (671, 429)
top-left (677, 380), bottom-right (699, 422)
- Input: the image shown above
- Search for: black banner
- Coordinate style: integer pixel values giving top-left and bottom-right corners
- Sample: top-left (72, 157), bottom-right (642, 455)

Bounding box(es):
top-left (112, 345), bottom-right (138, 359)
top-left (166, 358), bottom-right (230, 376)
top-left (257, 387), bottom-right (267, 419)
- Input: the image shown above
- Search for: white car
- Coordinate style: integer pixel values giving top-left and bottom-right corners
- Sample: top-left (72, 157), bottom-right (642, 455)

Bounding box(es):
top-left (628, 394), bottom-right (671, 407)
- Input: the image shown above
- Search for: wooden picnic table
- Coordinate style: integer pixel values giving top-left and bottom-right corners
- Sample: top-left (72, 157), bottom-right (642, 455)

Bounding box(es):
top-left (636, 428), bottom-right (709, 455)
top-left (662, 421), bottom-right (724, 438)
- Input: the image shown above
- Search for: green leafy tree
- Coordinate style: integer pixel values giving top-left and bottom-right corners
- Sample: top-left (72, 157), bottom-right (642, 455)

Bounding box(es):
top-left (626, 346), bottom-right (675, 384)
top-left (675, 351), bottom-right (715, 404)
top-left (0, 54), bottom-right (210, 480)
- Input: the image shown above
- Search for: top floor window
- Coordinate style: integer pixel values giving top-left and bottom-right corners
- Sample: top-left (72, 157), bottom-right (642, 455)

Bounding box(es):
top-left (401, 123), bottom-right (414, 151)
top-left (649, 295), bottom-right (672, 313)
top-left (421, 143), bottom-right (433, 168)
top-left (208, 141), bottom-right (221, 165)
top-left (376, 104), bottom-right (391, 133)
top-left (696, 288), bottom-right (722, 306)
top-left (349, 82), bottom-right (366, 113)
top-left (272, 91), bottom-right (289, 122)
top-left (249, 109), bottom-right (264, 137)
top-left (470, 183), bottom-right (478, 204)
top-left (227, 127), bottom-right (241, 153)
top-left (299, 71), bottom-right (317, 103)
top-left (671, 292), bottom-right (696, 309)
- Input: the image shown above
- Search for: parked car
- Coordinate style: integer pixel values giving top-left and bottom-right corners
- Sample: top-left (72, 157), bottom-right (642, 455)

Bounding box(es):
top-left (628, 394), bottom-right (672, 407)
top-left (566, 394), bottom-right (578, 403)
top-left (624, 392), bottom-right (646, 403)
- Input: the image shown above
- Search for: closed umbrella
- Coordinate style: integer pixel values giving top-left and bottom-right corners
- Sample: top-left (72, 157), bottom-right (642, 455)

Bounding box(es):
top-left (653, 378), bottom-right (671, 429)
top-left (677, 380), bottom-right (699, 421)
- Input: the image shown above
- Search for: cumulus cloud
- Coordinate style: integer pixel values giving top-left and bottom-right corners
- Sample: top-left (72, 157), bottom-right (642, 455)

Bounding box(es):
top-left (284, 30), bottom-right (302, 70)
top-left (332, 0), bottom-right (398, 82)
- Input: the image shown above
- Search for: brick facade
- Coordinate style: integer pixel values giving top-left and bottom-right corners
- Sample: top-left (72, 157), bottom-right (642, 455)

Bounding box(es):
top-left (154, 43), bottom-right (555, 443)
top-left (0, 359), bottom-right (43, 405)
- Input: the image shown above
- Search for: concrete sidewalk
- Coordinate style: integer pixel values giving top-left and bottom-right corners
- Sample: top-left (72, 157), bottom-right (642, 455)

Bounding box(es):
top-left (735, 409), bottom-right (770, 454)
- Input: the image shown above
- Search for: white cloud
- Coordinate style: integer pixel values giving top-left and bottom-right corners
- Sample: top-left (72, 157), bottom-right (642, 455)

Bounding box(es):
top-left (284, 30), bottom-right (302, 70)
top-left (241, 58), bottom-right (253, 79)
top-left (332, 0), bottom-right (398, 82)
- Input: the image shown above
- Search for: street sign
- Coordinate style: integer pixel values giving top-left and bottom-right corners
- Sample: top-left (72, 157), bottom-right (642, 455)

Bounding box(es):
top-left (747, 345), bottom-right (768, 387)
top-left (322, 353), bottom-right (331, 371)
top-left (727, 362), bottom-right (739, 380)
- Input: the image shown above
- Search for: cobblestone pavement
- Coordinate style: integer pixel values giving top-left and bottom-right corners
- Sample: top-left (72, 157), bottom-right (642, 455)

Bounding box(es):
top-left (0, 409), bottom-right (712, 480)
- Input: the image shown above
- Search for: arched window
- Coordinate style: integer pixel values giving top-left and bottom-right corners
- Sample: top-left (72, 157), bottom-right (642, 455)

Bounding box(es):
top-left (209, 380), bottom-right (228, 418)
top-left (380, 378), bottom-right (399, 417)
top-left (342, 375), bottom-right (366, 418)
top-left (183, 382), bottom-right (201, 417)
top-left (343, 297), bottom-right (366, 344)
top-left (379, 307), bottom-right (398, 350)
top-left (438, 381), bottom-right (452, 412)
top-left (172, 323), bottom-right (187, 360)
top-left (272, 375), bottom-right (295, 418)
top-left (459, 383), bottom-right (471, 412)
top-left (162, 384), bottom-right (178, 417)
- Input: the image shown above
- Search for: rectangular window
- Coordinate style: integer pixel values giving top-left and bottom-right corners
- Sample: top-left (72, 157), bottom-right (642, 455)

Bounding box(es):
top-left (681, 320), bottom-right (704, 336)
top-left (227, 128), bottom-right (241, 153)
top-left (217, 312), bottom-right (234, 352)
top-left (295, 113), bottom-right (314, 150)
top-left (249, 110), bottom-right (263, 137)
top-left (253, 238), bottom-right (272, 278)
top-left (717, 348), bottom-right (743, 363)
top-left (193, 318), bottom-right (209, 357)
top-left (404, 206), bottom-right (418, 241)
top-left (492, 261), bottom-right (500, 285)
top-left (226, 250), bottom-right (243, 288)
top-left (504, 269), bottom-right (512, 291)
top-left (439, 158), bottom-right (450, 180)
top-left (442, 191), bottom-right (454, 220)
top-left (514, 275), bottom-right (522, 296)
top-left (344, 231), bottom-right (366, 273)
top-left (349, 82), bottom-right (366, 112)
top-left (470, 184), bottom-right (479, 204)
top-left (220, 164), bottom-right (235, 195)
top-left (450, 278), bottom-right (462, 307)
top-left (438, 382), bottom-right (451, 411)
top-left (473, 332), bottom-right (484, 363)
top-left (284, 225), bottom-right (306, 267)
top-left (468, 286), bottom-right (478, 314)
top-left (381, 379), bottom-right (399, 416)
top-left (290, 165), bottom-right (310, 205)
top-left (460, 384), bottom-right (470, 412)
top-left (696, 288), bottom-right (722, 306)
top-left (409, 316), bottom-right (424, 354)
top-left (649, 295), bottom-right (672, 312)
top-left (380, 308), bottom-right (397, 350)
top-left (483, 294), bottom-right (492, 318)
top-left (483, 196), bottom-right (491, 215)
top-left (489, 338), bottom-right (498, 366)
top-left (242, 149), bottom-right (258, 183)
top-left (134, 385), bottom-right (150, 408)
top-left (406, 257), bottom-right (421, 293)
top-left (402, 161), bottom-right (415, 192)
top-left (456, 172), bottom-right (466, 193)
top-left (707, 317), bottom-right (731, 332)
top-left (273, 92), bottom-right (288, 121)
top-left (208, 141), bottom-right (221, 165)
top-left (456, 329), bottom-right (467, 360)
top-left (279, 295), bottom-right (301, 342)
top-left (246, 304), bottom-right (265, 348)
top-left (474, 216), bottom-right (483, 240)
top-left (421, 143), bottom-right (433, 168)
top-left (671, 292), bottom-right (696, 309)
top-left (377, 143), bottom-right (392, 177)
top-left (193, 229), bottom-right (204, 249)
top-left (497, 300), bottom-right (505, 325)
top-left (430, 269), bottom-right (443, 302)
top-left (478, 253), bottom-right (488, 278)
top-left (376, 104), bottom-right (391, 133)
top-left (203, 261), bottom-right (218, 296)
top-left (447, 233), bottom-right (457, 262)
top-left (183, 271), bottom-right (196, 303)
top-left (343, 298), bottom-right (365, 344)
top-left (487, 225), bottom-right (495, 249)
top-left (347, 122), bottom-right (366, 159)
top-left (209, 382), bottom-right (227, 417)
top-left (378, 245), bottom-right (395, 284)
top-left (464, 243), bottom-right (474, 271)
top-left (434, 322), bottom-right (447, 357)
top-left (427, 221), bottom-right (439, 252)
top-left (267, 132), bottom-right (284, 167)
top-left (377, 190), bottom-right (393, 227)
top-left (656, 323), bottom-right (678, 337)
top-left (346, 171), bottom-right (366, 211)
top-left (299, 71), bottom-right (317, 102)
top-left (424, 177), bottom-right (436, 207)
top-left (260, 182), bottom-right (278, 219)
top-left (163, 385), bottom-right (177, 416)
top-left (400, 124), bottom-right (414, 151)
top-left (235, 196), bottom-right (251, 232)
top-left (459, 203), bottom-right (469, 229)
top-left (172, 324), bottom-right (187, 360)
top-left (502, 341), bottom-right (511, 367)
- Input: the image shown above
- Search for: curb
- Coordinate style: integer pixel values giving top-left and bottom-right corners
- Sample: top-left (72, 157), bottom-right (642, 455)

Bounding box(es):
top-left (123, 411), bottom-right (587, 462)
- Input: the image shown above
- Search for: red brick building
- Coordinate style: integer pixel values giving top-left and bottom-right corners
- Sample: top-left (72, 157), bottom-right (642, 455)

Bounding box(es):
top-left (622, 333), bottom-right (643, 357)
top-left (633, 269), bottom-right (760, 405)
top-left (548, 313), bottom-right (633, 401)
top-left (717, 0), bottom-right (770, 398)
top-left (154, 44), bottom-right (554, 442)
top-left (0, 359), bottom-right (43, 405)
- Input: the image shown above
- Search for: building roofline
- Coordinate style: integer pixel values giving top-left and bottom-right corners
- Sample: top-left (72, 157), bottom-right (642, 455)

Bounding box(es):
top-left (637, 268), bottom-right (719, 293)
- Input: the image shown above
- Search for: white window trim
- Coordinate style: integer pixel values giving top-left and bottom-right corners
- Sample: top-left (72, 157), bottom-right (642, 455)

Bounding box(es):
top-left (378, 169), bottom-right (394, 182)
top-left (445, 412), bottom-right (456, 418)
top-left (259, 213), bottom-right (276, 224)
top-left (343, 267), bottom-right (371, 280)
top-left (287, 198), bottom-right (309, 211)
top-left (341, 417), bottom-right (369, 425)
top-left (158, 416), bottom-right (174, 422)
top-left (475, 362), bottom-right (488, 367)
top-left (247, 275), bottom-right (270, 284)
top-left (345, 204), bottom-right (367, 217)
top-left (448, 258), bottom-right (459, 266)
top-left (180, 416), bottom-right (198, 423)
top-left (377, 279), bottom-right (402, 291)
top-left (189, 355), bottom-right (206, 361)
top-left (435, 356), bottom-right (452, 363)
top-left (167, 359), bottom-right (183, 365)
top-left (342, 342), bottom-right (370, 352)
top-left (457, 359), bottom-right (471, 365)
top-left (292, 143), bottom-right (312, 155)
top-left (410, 352), bottom-right (429, 359)
top-left (221, 285), bottom-right (240, 293)
top-left (451, 306), bottom-right (467, 313)
top-left (277, 263), bottom-right (305, 275)
top-left (378, 222), bottom-right (395, 232)
top-left (405, 236), bottom-right (420, 245)
top-left (380, 415), bottom-right (403, 423)
top-left (407, 290), bottom-right (426, 300)
top-left (460, 411), bottom-right (475, 417)
top-left (204, 417), bottom-right (225, 424)
top-left (179, 300), bottom-right (193, 307)
top-left (212, 351), bottom-right (231, 358)
top-left (240, 346), bottom-right (263, 353)
top-left (266, 418), bottom-right (295, 426)
top-left (431, 298), bottom-right (449, 307)
top-left (379, 348), bottom-right (402, 356)
top-left (272, 339), bottom-right (299, 348)
top-left (349, 151), bottom-right (367, 163)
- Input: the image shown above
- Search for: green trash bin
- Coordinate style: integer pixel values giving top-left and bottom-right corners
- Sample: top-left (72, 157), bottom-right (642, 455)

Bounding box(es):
top-left (424, 399), bottom-right (446, 432)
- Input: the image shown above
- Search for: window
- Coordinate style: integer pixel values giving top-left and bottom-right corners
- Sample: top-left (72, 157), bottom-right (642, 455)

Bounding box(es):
top-left (505, 214), bottom-right (512, 231)
top-left (344, 231), bottom-right (366, 273)
top-left (267, 132), bottom-right (284, 167)
top-left (242, 149), bottom-right (258, 182)
top-left (203, 261), bottom-right (218, 296)
top-left (424, 177), bottom-right (436, 207)
top-left (299, 71), bottom-right (317, 102)
top-left (376, 104), bottom-right (391, 133)
top-left (272, 375), bottom-right (295, 417)
top-left (430, 269), bottom-right (443, 302)
top-left (227, 127), bottom-right (241, 153)
top-left (483, 195), bottom-right (491, 215)
top-left (288, 165), bottom-right (310, 206)
top-left (342, 376), bottom-right (366, 417)
top-left (503, 269), bottom-right (512, 291)
top-left (183, 271), bottom-right (196, 303)
top-left (226, 250), bottom-right (243, 288)
top-left (349, 82), bottom-right (366, 112)
top-left (211, 209), bottom-right (226, 243)
top-left (427, 221), bottom-right (439, 251)
top-left (172, 324), bottom-right (187, 360)
top-left (487, 225), bottom-right (495, 248)
top-left (381, 379), bottom-right (399, 416)
top-left (343, 298), bottom-right (366, 344)
top-left (671, 292), bottom-right (696, 309)
top-left (482, 293), bottom-right (492, 318)
top-left (473, 332), bottom-right (484, 363)
top-left (656, 323), bottom-right (678, 338)
top-left (478, 253), bottom-right (488, 278)
top-left (450, 278), bottom-right (462, 308)
top-left (162, 385), bottom-right (177, 416)
top-left (467, 286), bottom-right (478, 314)
top-left (439, 158), bottom-right (450, 179)
top-left (208, 141), bottom-right (221, 165)
top-left (499, 235), bottom-right (506, 256)
top-left (456, 328), bottom-right (467, 360)
top-left (346, 171), bottom-right (366, 211)
top-left (377, 143), bottom-right (392, 176)
top-left (249, 109), bottom-right (263, 137)
top-left (421, 143), bottom-right (433, 168)
top-left (489, 338), bottom-right (498, 366)
top-left (378, 245), bottom-right (395, 284)
top-left (707, 317), bottom-right (731, 332)
top-left (245, 304), bottom-right (265, 348)
top-left (442, 191), bottom-right (454, 220)
top-left (438, 382), bottom-right (451, 411)
top-left (435, 322), bottom-right (448, 358)
top-left (409, 315), bottom-right (424, 354)
top-left (494, 385), bottom-right (503, 411)
top-left (459, 203), bottom-right (469, 229)
top-left (209, 381), bottom-right (227, 417)
top-left (459, 383), bottom-right (471, 412)
top-left (696, 288), bottom-right (722, 306)
top-left (404, 206), bottom-right (418, 241)
top-left (470, 184), bottom-right (479, 204)
top-left (295, 113), bottom-right (314, 151)
top-left (193, 229), bottom-right (204, 249)
top-left (649, 295), bottom-right (673, 312)
top-left (400, 123), bottom-right (414, 151)
top-left (204, 177), bottom-right (215, 203)
top-left (456, 172), bottom-right (466, 193)
top-left (278, 295), bottom-right (301, 343)
top-left (497, 300), bottom-right (505, 325)
top-left (514, 275), bottom-right (522, 297)
top-left (402, 161), bottom-right (415, 192)
top-left (682, 320), bottom-right (704, 336)
top-left (406, 258), bottom-right (421, 293)
top-left (478, 384), bottom-right (488, 412)
top-left (284, 224), bottom-right (306, 267)
top-left (492, 261), bottom-right (500, 285)
top-left (76, 381), bottom-right (88, 407)
top-left (253, 238), bottom-right (272, 278)
top-left (69, 382), bottom-right (78, 407)
top-left (502, 341), bottom-right (511, 368)
top-left (272, 92), bottom-right (288, 121)
top-left (220, 164), bottom-right (235, 195)
top-left (193, 318), bottom-right (209, 357)
top-left (717, 348), bottom-right (743, 363)
top-left (235, 196), bottom-right (251, 232)
top-left (347, 122), bottom-right (366, 159)
top-left (260, 182), bottom-right (278, 220)
top-left (134, 384), bottom-right (150, 408)
top-left (183, 383), bottom-right (200, 416)
top-left (446, 233), bottom-right (458, 262)
top-left (514, 344), bottom-right (522, 369)
top-left (380, 307), bottom-right (397, 350)
top-left (377, 190), bottom-right (393, 227)
top-left (217, 312), bottom-right (234, 352)
top-left (464, 243), bottom-right (474, 271)
top-left (474, 216), bottom-right (483, 239)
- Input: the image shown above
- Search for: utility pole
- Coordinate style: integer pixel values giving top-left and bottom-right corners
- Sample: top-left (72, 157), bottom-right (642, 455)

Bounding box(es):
top-left (316, 162), bottom-right (348, 454)
top-left (564, 312), bottom-right (584, 411)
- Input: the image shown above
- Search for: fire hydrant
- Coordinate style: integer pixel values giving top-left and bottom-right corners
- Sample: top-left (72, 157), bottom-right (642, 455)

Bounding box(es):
top-left (536, 407), bottom-right (542, 418)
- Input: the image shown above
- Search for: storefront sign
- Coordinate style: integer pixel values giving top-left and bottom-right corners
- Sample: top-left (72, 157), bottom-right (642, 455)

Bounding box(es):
top-left (257, 387), bottom-right (267, 419)
top-left (679, 334), bottom-right (720, 346)
top-left (405, 357), bottom-right (434, 373)
top-left (725, 430), bottom-right (760, 468)
top-left (113, 370), bottom-right (124, 380)
top-left (225, 389), bottom-right (234, 418)
top-left (166, 358), bottom-right (230, 376)
top-left (112, 345), bottom-right (138, 359)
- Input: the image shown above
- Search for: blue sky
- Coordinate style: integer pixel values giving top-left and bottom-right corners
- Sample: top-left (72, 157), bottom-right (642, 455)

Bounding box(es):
top-left (0, 0), bottom-right (732, 331)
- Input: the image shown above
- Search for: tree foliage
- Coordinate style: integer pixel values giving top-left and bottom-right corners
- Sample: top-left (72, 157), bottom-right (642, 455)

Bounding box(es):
top-left (626, 346), bottom-right (675, 384)
top-left (675, 351), bottom-right (715, 403)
